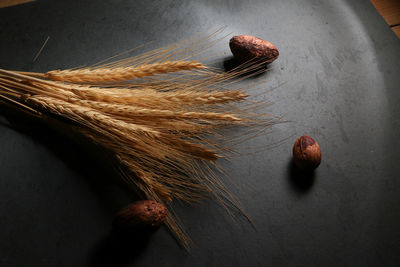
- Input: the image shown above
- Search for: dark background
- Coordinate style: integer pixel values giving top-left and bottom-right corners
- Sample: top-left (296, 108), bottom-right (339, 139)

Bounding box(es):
top-left (1, 0), bottom-right (399, 266)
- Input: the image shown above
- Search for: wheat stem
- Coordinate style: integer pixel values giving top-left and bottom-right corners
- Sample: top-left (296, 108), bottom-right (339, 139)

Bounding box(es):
top-left (67, 98), bottom-right (241, 122)
top-left (45, 61), bottom-right (206, 83)
top-left (26, 95), bottom-right (160, 137)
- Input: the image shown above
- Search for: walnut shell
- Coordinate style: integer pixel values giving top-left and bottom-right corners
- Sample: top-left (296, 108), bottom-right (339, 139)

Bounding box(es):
top-left (113, 200), bottom-right (167, 229)
top-left (229, 35), bottom-right (279, 63)
top-left (293, 135), bottom-right (322, 171)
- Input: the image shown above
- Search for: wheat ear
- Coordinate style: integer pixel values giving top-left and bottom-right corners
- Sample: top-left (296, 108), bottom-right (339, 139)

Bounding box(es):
top-left (45, 61), bottom-right (206, 83)
top-left (67, 98), bottom-right (241, 122)
top-left (70, 87), bottom-right (248, 106)
top-left (26, 95), bottom-right (219, 160)
top-left (25, 95), bottom-right (160, 137)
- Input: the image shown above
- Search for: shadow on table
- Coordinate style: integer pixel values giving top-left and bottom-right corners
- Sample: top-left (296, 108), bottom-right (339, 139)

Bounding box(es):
top-left (223, 56), bottom-right (273, 79)
top-left (0, 102), bottom-right (153, 265)
top-left (287, 158), bottom-right (316, 194)
top-left (0, 102), bottom-right (141, 209)
top-left (90, 227), bottom-right (157, 267)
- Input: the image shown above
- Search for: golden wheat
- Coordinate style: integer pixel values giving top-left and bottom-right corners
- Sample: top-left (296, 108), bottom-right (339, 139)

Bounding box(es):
top-left (67, 88), bottom-right (248, 114)
top-left (26, 95), bottom-right (161, 136)
top-left (45, 60), bottom-right (206, 83)
top-left (26, 95), bottom-right (221, 160)
top-left (0, 33), bottom-right (278, 250)
top-left (66, 97), bottom-right (240, 121)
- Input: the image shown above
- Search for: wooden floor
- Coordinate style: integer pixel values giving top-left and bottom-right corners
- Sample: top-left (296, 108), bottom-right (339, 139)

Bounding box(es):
top-left (0, 0), bottom-right (399, 38)
top-left (0, 0), bottom-right (34, 8)
top-left (371, 0), bottom-right (400, 38)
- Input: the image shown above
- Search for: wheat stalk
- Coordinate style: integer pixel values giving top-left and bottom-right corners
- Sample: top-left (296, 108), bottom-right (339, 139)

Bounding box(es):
top-left (71, 86), bottom-right (248, 105)
top-left (25, 94), bottom-right (222, 202)
top-left (0, 33), bottom-right (279, 250)
top-left (45, 60), bottom-right (206, 83)
top-left (28, 94), bottom-right (220, 156)
top-left (26, 95), bottom-right (160, 136)
top-left (66, 98), bottom-right (241, 122)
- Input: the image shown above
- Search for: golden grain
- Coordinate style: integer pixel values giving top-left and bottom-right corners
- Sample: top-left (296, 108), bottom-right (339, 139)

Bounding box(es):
top-left (0, 35), bottom-right (277, 250)
top-left (45, 61), bottom-right (206, 83)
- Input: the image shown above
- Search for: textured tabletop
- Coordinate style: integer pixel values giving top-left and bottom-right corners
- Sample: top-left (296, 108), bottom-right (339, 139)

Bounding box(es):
top-left (0, 0), bottom-right (399, 266)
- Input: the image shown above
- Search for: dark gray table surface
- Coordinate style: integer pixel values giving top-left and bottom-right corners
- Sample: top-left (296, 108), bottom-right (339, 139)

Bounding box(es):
top-left (1, 0), bottom-right (399, 266)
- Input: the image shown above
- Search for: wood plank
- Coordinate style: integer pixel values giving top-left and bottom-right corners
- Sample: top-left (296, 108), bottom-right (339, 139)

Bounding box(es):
top-left (0, 0), bottom-right (35, 8)
top-left (370, 0), bottom-right (400, 26)
top-left (392, 25), bottom-right (400, 38)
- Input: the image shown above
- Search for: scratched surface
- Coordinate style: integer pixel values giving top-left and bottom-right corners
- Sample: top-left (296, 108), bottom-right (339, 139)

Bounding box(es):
top-left (0, 0), bottom-right (399, 266)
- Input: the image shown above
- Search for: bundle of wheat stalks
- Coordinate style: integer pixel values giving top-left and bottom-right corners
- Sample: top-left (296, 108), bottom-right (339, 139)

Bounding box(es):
top-left (0, 35), bottom-right (277, 249)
